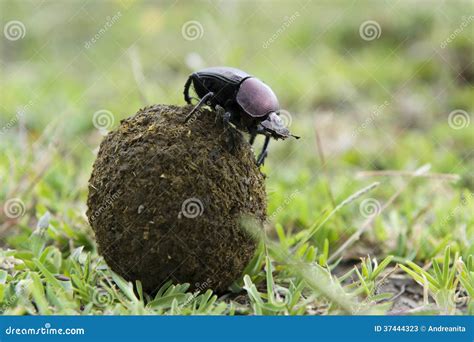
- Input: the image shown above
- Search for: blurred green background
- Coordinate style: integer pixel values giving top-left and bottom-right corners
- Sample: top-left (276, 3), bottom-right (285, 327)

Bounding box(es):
top-left (0, 0), bottom-right (473, 315)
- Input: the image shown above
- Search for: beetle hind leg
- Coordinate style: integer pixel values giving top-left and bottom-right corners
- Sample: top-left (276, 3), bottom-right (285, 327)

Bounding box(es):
top-left (183, 76), bottom-right (194, 104)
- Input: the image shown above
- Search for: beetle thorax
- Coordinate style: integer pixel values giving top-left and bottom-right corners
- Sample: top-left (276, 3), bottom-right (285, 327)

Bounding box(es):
top-left (236, 78), bottom-right (280, 118)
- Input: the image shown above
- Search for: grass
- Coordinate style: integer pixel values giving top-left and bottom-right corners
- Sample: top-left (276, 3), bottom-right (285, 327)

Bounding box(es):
top-left (0, 0), bottom-right (473, 315)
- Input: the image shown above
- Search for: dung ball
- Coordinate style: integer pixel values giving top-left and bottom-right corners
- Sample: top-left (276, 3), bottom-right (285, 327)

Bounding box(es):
top-left (87, 104), bottom-right (267, 293)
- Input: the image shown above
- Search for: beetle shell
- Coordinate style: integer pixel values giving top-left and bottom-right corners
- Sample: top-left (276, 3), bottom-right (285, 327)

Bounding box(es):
top-left (196, 66), bottom-right (251, 84)
top-left (237, 78), bottom-right (280, 118)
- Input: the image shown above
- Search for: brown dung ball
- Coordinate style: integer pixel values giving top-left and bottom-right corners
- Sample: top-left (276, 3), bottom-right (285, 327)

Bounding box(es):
top-left (87, 104), bottom-right (266, 293)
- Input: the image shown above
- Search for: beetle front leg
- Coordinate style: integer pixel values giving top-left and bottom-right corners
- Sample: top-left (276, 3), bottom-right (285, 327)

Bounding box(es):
top-left (249, 131), bottom-right (257, 145)
top-left (184, 92), bottom-right (214, 123)
top-left (256, 136), bottom-right (270, 166)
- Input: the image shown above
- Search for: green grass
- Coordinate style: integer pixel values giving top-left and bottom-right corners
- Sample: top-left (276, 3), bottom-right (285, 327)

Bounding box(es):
top-left (1, 0), bottom-right (473, 315)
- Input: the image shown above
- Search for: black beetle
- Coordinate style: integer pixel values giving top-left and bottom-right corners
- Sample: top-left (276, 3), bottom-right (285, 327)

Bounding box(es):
top-left (183, 66), bottom-right (299, 166)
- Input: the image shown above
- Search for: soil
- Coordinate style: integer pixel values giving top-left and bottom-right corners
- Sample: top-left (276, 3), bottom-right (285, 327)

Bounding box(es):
top-left (87, 104), bottom-right (267, 293)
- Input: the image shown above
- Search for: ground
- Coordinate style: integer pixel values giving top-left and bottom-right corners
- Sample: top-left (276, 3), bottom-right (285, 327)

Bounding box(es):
top-left (0, 0), bottom-right (473, 315)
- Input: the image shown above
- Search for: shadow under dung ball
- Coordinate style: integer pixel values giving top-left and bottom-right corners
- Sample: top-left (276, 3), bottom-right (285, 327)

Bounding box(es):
top-left (87, 104), bottom-right (266, 293)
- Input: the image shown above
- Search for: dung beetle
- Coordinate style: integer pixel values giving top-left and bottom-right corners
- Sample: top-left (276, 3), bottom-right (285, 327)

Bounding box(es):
top-left (183, 66), bottom-right (299, 166)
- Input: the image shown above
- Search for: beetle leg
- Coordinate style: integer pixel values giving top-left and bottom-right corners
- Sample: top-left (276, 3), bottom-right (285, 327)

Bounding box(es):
top-left (183, 75), bottom-right (209, 105)
top-left (183, 76), bottom-right (193, 104)
top-left (214, 104), bottom-right (225, 118)
top-left (215, 104), bottom-right (234, 130)
top-left (223, 111), bottom-right (232, 126)
top-left (249, 131), bottom-right (257, 145)
top-left (184, 92), bottom-right (214, 123)
top-left (256, 136), bottom-right (270, 166)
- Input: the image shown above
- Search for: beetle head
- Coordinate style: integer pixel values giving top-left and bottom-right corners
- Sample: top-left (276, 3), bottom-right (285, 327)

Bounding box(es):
top-left (259, 112), bottom-right (300, 140)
